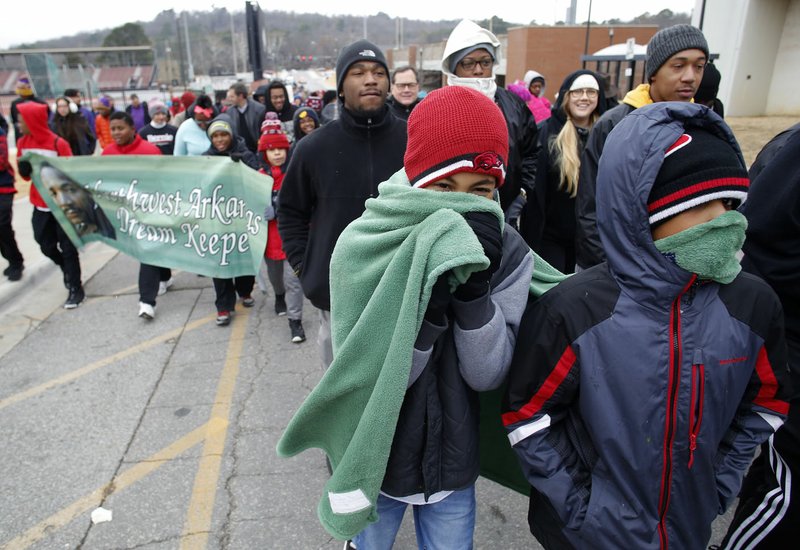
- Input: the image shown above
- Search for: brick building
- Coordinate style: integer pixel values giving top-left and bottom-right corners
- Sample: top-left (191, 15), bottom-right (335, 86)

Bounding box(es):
top-left (506, 25), bottom-right (658, 102)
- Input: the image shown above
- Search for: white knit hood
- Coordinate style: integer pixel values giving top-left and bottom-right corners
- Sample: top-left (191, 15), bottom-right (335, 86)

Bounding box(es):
top-left (441, 19), bottom-right (501, 100)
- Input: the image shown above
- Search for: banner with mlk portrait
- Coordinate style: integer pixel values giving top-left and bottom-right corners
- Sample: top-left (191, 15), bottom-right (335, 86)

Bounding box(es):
top-left (25, 154), bottom-right (271, 279)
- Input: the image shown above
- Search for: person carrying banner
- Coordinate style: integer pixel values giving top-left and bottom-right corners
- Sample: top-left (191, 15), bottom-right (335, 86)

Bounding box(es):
top-left (203, 114), bottom-right (259, 326)
top-left (0, 122), bottom-right (24, 281)
top-left (101, 111), bottom-right (168, 320)
top-left (16, 102), bottom-right (86, 308)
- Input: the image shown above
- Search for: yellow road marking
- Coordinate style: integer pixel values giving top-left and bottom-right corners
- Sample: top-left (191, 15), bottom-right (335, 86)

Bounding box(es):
top-left (0, 314), bottom-right (214, 412)
top-left (3, 421), bottom-right (225, 549)
top-left (110, 270), bottom-right (184, 296)
top-left (181, 310), bottom-right (250, 549)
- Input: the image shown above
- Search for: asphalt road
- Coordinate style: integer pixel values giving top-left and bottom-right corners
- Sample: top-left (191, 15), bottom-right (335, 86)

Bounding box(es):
top-left (0, 247), bottom-right (538, 549)
top-left (0, 243), bottom-right (736, 549)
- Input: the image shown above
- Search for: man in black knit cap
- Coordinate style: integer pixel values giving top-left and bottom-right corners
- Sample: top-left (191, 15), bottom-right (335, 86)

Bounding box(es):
top-left (278, 39), bottom-right (407, 369)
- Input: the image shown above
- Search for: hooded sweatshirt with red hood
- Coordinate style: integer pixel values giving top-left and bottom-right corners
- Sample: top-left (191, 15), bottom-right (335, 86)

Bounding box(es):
top-left (16, 101), bottom-right (72, 209)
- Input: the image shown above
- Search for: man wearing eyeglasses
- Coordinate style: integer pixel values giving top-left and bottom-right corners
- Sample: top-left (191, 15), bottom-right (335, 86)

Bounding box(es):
top-left (387, 66), bottom-right (422, 120)
top-left (441, 19), bottom-right (539, 235)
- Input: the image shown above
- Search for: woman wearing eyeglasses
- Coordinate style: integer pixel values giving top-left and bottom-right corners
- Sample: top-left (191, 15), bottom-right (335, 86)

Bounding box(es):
top-left (524, 70), bottom-right (607, 273)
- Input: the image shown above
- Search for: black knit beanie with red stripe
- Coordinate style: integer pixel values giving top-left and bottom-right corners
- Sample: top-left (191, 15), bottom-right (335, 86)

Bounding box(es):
top-left (647, 127), bottom-right (749, 227)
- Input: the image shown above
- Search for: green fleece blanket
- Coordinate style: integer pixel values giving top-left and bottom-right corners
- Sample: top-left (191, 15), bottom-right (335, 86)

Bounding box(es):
top-left (276, 169), bottom-right (503, 539)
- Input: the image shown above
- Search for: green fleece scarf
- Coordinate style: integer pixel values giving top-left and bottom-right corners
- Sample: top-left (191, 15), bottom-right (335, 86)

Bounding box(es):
top-left (276, 169), bottom-right (503, 539)
top-left (654, 210), bottom-right (747, 284)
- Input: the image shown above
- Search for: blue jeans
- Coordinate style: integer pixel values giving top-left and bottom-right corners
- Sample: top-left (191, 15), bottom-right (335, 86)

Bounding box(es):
top-left (352, 485), bottom-right (476, 550)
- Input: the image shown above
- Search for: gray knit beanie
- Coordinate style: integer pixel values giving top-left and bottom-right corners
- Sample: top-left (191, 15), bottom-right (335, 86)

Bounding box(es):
top-left (645, 24), bottom-right (709, 81)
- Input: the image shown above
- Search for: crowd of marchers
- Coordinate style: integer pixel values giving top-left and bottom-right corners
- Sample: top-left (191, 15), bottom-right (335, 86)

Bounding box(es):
top-left (0, 18), bottom-right (798, 550)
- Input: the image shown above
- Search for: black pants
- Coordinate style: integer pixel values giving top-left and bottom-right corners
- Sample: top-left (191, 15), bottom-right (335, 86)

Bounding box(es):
top-left (721, 339), bottom-right (800, 549)
top-left (212, 276), bottom-right (254, 313)
top-left (0, 194), bottom-right (23, 268)
top-left (139, 264), bottom-right (172, 306)
top-left (31, 208), bottom-right (81, 288)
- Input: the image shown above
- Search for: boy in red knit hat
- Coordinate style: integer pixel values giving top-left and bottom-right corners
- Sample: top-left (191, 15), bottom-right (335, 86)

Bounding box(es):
top-left (258, 115), bottom-right (305, 343)
top-left (325, 85), bottom-right (534, 548)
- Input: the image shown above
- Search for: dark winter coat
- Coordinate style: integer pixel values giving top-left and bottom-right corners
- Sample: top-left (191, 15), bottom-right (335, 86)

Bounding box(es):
top-left (278, 104), bottom-right (407, 310)
top-left (494, 87), bottom-right (540, 213)
top-left (574, 101), bottom-right (635, 269)
top-left (524, 70), bottom-right (606, 273)
top-left (503, 103), bottom-right (791, 549)
top-left (386, 95), bottom-right (420, 121)
top-left (265, 81), bottom-right (298, 123)
top-left (383, 226), bottom-right (533, 498)
top-left (227, 98), bottom-right (266, 153)
top-left (741, 122), bottom-right (800, 347)
top-left (203, 114), bottom-right (260, 170)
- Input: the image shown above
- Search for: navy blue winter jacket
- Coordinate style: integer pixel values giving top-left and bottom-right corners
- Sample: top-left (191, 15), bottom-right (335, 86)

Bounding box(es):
top-left (503, 103), bottom-right (791, 549)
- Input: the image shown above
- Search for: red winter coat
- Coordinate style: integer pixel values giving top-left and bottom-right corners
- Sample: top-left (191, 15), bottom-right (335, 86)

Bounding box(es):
top-left (260, 164), bottom-right (286, 261)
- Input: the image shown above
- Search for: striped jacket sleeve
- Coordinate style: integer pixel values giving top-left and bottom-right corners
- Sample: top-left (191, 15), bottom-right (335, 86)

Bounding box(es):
top-left (502, 297), bottom-right (592, 530)
top-left (714, 301), bottom-right (791, 513)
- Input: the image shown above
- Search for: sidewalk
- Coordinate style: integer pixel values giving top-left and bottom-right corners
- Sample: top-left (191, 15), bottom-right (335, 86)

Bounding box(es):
top-left (0, 194), bottom-right (118, 357)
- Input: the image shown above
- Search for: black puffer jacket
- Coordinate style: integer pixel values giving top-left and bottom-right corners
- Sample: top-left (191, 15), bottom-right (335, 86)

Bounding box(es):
top-left (494, 87), bottom-right (540, 213)
top-left (574, 101), bottom-right (635, 269)
top-left (278, 104), bottom-right (407, 310)
top-left (524, 70), bottom-right (606, 272)
top-left (203, 114), bottom-right (261, 170)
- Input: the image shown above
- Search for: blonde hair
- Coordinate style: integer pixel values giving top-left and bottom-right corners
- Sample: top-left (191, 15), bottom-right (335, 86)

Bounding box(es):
top-left (550, 102), bottom-right (599, 198)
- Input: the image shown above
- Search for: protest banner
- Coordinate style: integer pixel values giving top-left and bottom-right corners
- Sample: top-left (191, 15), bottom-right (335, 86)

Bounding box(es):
top-left (25, 154), bottom-right (270, 279)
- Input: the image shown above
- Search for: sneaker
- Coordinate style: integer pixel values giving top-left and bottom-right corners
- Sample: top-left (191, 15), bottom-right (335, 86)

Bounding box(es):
top-left (289, 319), bottom-right (306, 343)
top-left (274, 293), bottom-right (287, 316)
top-left (64, 286), bottom-right (85, 309)
top-left (6, 264), bottom-right (23, 281)
top-left (138, 302), bottom-right (155, 320)
top-left (158, 278), bottom-right (174, 296)
top-left (242, 295), bottom-right (255, 308)
top-left (343, 541), bottom-right (357, 550)
top-left (216, 311), bottom-right (232, 326)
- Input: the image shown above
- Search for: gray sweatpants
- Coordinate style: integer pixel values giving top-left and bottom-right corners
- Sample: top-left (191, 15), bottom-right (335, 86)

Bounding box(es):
top-left (265, 258), bottom-right (303, 321)
top-left (317, 308), bottom-right (333, 370)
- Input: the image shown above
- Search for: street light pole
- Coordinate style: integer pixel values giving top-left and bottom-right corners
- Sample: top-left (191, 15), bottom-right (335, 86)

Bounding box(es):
top-left (230, 11), bottom-right (238, 75)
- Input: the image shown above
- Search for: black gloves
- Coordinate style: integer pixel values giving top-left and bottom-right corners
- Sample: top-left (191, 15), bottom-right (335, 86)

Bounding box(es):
top-left (230, 151), bottom-right (244, 163)
top-left (424, 273), bottom-right (452, 325)
top-left (17, 159), bottom-right (32, 178)
top-left (454, 211), bottom-right (503, 301)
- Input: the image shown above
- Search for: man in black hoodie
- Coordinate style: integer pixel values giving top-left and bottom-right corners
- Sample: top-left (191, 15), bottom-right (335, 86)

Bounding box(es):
top-left (278, 39), bottom-right (407, 369)
top-left (265, 80), bottom-right (299, 143)
top-left (720, 122), bottom-right (800, 548)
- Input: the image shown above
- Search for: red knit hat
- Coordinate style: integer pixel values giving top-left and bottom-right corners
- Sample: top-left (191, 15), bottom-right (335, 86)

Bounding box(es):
top-left (404, 86), bottom-right (508, 188)
top-left (258, 112), bottom-right (290, 151)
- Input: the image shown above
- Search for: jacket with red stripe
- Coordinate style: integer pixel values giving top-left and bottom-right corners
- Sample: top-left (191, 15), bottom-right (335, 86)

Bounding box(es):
top-left (502, 103), bottom-right (791, 549)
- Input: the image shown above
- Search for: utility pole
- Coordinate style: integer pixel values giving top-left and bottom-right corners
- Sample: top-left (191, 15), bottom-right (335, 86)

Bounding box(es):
top-left (582, 0), bottom-right (594, 69)
top-left (363, 16), bottom-right (368, 40)
top-left (175, 14), bottom-right (186, 86)
top-left (230, 11), bottom-right (238, 74)
top-left (183, 12), bottom-right (195, 82)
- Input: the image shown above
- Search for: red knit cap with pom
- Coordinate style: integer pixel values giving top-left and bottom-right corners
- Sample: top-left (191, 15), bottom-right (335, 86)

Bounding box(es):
top-left (258, 112), bottom-right (290, 151)
top-left (404, 86), bottom-right (508, 188)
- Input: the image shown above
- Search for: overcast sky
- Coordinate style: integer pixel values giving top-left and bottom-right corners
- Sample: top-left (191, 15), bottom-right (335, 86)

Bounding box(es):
top-left (1, 0), bottom-right (697, 49)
